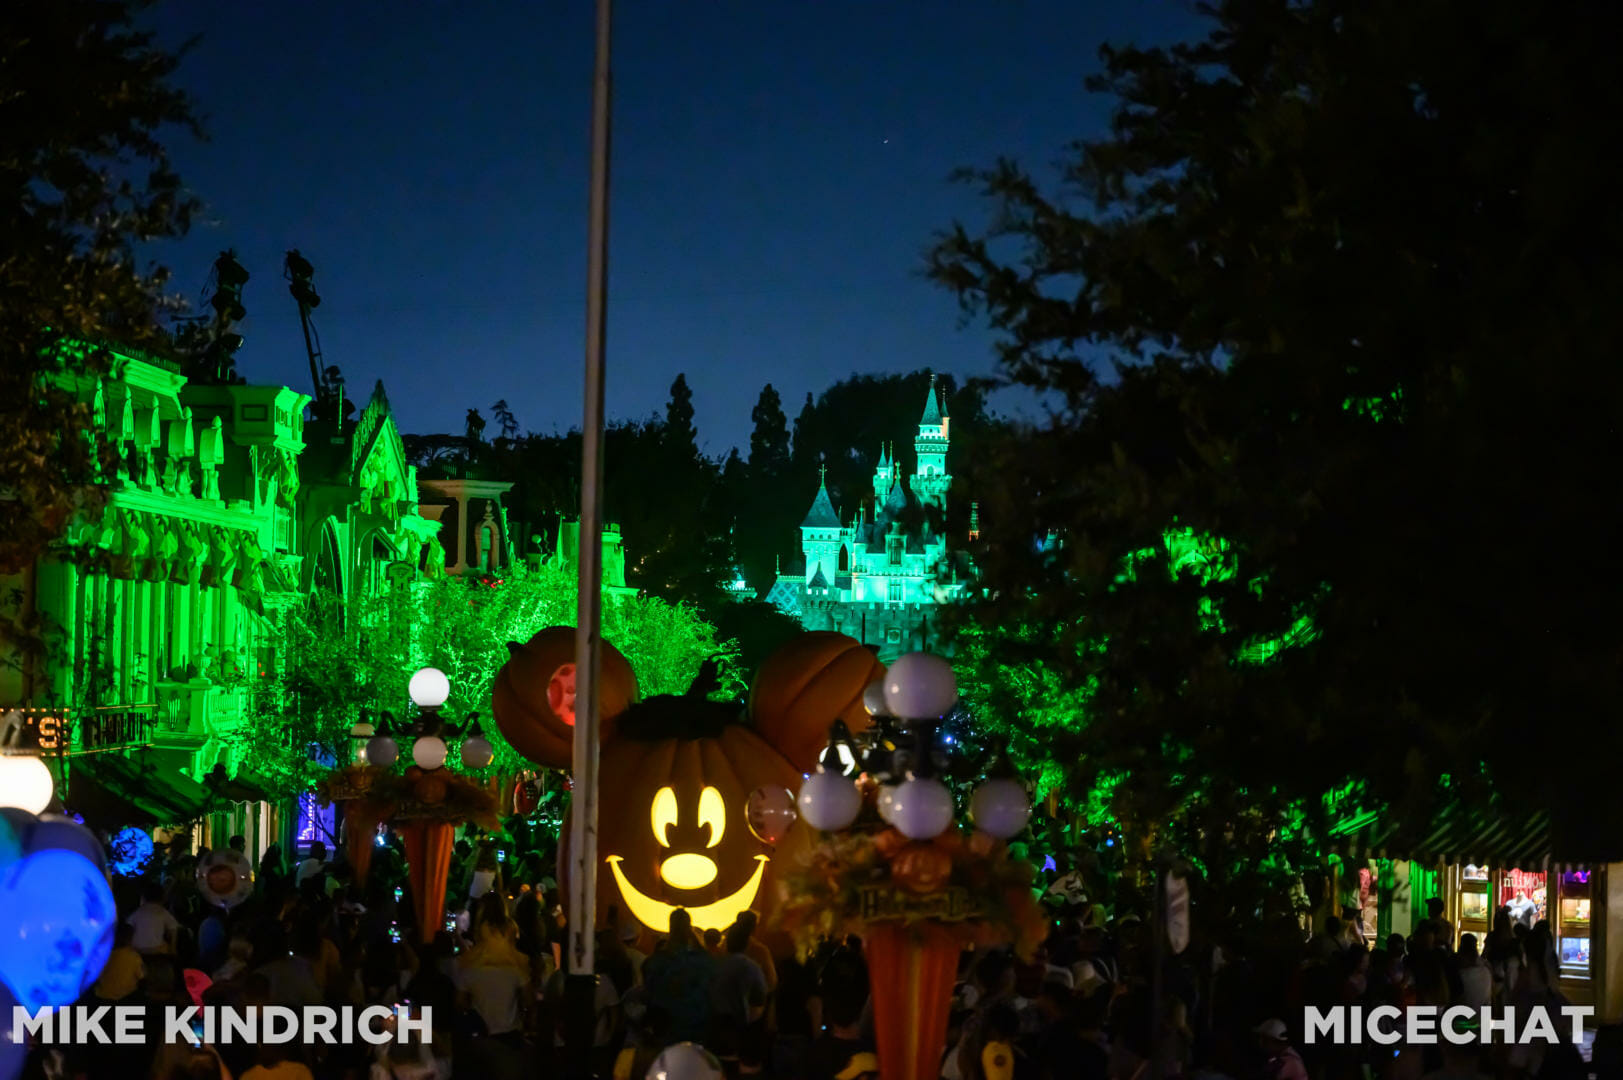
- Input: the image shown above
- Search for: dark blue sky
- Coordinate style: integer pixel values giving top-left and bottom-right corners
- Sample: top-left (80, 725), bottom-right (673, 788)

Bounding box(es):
top-left (147, 1), bottom-right (1205, 454)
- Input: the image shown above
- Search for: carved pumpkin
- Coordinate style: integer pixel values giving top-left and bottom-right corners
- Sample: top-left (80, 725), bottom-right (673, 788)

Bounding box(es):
top-left (748, 631), bottom-right (885, 773)
top-left (563, 690), bottom-right (812, 937)
top-left (892, 842), bottom-right (953, 895)
top-left (492, 626), bottom-right (640, 768)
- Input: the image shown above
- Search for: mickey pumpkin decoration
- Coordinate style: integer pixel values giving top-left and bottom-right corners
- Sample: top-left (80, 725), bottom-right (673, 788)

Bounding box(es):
top-left (748, 630), bottom-right (886, 773)
top-left (493, 625), bottom-right (640, 768)
top-left (493, 629), bottom-right (883, 934)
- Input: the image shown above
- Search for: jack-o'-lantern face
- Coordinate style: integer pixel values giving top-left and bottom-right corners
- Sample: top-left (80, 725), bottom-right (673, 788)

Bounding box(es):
top-left (590, 723), bottom-right (807, 935)
top-left (606, 778), bottom-right (771, 933)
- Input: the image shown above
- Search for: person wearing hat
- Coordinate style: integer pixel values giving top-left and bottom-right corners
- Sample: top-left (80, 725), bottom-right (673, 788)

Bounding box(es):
top-left (1255, 1019), bottom-right (1307, 1080)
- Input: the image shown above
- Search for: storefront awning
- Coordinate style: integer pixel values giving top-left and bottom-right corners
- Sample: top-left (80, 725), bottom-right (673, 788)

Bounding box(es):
top-left (210, 767), bottom-right (276, 804)
top-left (67, 753), bottom-right (214, 830)
top-left (1329, 801), bottom-right (1556, 870)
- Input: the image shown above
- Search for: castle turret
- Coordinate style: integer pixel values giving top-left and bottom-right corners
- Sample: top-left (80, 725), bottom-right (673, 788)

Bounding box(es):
top-left (872, 443), bottom-right (892, 504)
top-left (799, 465), bottom-right (844, 587)
top-left (914, 375), bottom-right (950, 513)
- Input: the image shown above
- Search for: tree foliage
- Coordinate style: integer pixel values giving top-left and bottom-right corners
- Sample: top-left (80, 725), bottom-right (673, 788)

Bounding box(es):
top-left (239, 565), bottom-right (741, 793)
top-left (0, 0), bottom-right (202, 573)
top-left (930, 0), bottom-right (1623, 892)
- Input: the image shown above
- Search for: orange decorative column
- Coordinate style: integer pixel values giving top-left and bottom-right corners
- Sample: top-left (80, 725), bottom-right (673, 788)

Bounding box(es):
top-left (399, 820), bottom-right (455, 944)
top-left (343, 801), bottom-right (382, 887)
top-left (865, 921), bottom-right (960, 1080)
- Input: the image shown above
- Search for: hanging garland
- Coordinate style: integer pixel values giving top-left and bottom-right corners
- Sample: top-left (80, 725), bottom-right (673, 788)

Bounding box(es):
top-left (775, 825), bottom-right (1048, 959)
top-left (316, 763), bottom-right (499, 828)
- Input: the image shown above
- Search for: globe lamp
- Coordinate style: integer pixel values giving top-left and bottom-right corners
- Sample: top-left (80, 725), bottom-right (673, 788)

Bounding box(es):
top-left (970, 777), bottom-right (1031, 839)
top-left (0, 756), bottom-right (54, 815)
top-left (412, 734), bottom-right (448, 771)
top-left (408, 667), bottom-right (450, 710)
top-left (883, 652), bottom-right (958, 720)
top-left (888, 775), bottom-right (955, 840)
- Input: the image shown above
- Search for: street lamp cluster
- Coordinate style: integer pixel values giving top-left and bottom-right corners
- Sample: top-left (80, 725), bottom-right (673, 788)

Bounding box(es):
top-left (357, 667), bottom-right (494, 772)
top-left (797, 652), bottom-right (1032, 841)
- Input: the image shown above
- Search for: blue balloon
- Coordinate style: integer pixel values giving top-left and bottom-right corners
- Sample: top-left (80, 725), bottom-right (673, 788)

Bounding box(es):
top-left (0, 976), bottom-right (23, 1080)
top-left (32, 815), bottom-right (108, 875)
top-left (0, 849), bottom-right (115, 1010)
top-left (108, 826), bottom-right (153, 877)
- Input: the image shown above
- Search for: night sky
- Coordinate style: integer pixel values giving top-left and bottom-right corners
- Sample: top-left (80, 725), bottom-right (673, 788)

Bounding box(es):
top-left (146, 1), bottom-right (1204, 453)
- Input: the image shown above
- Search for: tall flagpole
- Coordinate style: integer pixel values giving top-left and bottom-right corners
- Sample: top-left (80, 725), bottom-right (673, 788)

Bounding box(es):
top-left (566, 0), bottom-right (612, 1073)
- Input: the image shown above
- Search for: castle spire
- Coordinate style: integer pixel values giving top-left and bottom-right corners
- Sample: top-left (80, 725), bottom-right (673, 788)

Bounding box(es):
top-left (920, 374), bottom-right (943, 426)
top-left (800, 467), bottom-right (840, 528)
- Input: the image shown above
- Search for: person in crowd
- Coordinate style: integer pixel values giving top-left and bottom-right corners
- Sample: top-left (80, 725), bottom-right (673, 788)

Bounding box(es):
top-left (642, 908), bottom-right (718, 1045)
top-left (711, 919), bottom-right (770, 1058)
top-left (129, 878), bottom-right (182, 955)
top-left (807, 971), bottom-right (871, 1080)
top-left (254, 921), bottom-right (322, 1010)
top-left (1456, 932), bottom-right (1492, 1009)
top-left (294, 840), bottom-right (327, 889)
top-left (1253, 1019), bottom-right (1307, 1080)
top-left (93, 921), bottom-right (145, 1002)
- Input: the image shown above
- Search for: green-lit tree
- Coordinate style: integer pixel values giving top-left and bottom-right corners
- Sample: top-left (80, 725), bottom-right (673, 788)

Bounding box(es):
top-left (930, 0), bottom-right (1623, 906)
top-left (239, 565), bottom-right (742, 793)
top-left (0, 0), bottom-right (202, 575)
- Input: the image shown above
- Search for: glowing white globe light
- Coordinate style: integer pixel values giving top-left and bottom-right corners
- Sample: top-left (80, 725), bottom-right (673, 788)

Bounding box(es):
top-left (412, 735), bottom-right (448, 771)
top-left (797, 770), bottom-right (862, 832)
top-left (646, 1041), bottom-right (723, 1080)
top-left (460, 735), bottom-right (494, 770)
top-left (970, 778), bottom-right (1032, 840)
top-left (862, 678), bottom-right (889, 717)
top-left (883, 652), bottom-right (958, 720)
top-left (408, 667), bottom-right (451, 709)
top-left (0, 756), bottom-right (54, 814)
top-left (889, 776), bottom-right (955, 840)
top-left (365, 735), bottom-right (399, 768)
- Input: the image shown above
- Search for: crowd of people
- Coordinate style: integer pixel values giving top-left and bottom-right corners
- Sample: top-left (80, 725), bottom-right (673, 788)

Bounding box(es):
top-left (21, 831), bottom-right (1598, 1080)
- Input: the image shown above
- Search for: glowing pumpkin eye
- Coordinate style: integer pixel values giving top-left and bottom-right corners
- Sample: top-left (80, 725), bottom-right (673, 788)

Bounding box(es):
top-left (698, 786), bottom-right (726, 849)
top-left (652, 787), bottom-right (678, 847)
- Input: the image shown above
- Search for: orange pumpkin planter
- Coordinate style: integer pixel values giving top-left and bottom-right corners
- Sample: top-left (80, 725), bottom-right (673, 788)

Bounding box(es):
top-left (749, 630), bottom-right (886, 773)
top-left (492, 625), bottom-right (639, 768)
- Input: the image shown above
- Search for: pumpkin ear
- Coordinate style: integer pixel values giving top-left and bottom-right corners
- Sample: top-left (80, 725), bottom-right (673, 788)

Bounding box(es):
top-left (748, 631), bottom-right (885, 773)
top-left (506, 641), bottom-right (525, 657)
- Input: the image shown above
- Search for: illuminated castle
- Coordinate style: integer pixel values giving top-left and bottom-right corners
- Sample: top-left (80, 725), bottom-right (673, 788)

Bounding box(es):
top-left (764, 378), bottom-right (967, 662)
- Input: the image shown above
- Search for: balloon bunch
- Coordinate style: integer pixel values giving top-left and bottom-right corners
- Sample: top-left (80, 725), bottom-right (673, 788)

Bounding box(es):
top-left (0, 808), bottom-right (118, 1080)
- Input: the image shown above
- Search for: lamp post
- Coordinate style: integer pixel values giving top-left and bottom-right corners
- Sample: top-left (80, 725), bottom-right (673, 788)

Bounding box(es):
top-left (363, 667), bottom-right (494, 771)
top-left (799, 651), bottom-right (1032, 843)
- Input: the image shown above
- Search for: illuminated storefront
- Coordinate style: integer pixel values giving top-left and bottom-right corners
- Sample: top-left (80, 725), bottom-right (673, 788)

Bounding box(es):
top-left (1329, 805), bottom-right (1610, 1012)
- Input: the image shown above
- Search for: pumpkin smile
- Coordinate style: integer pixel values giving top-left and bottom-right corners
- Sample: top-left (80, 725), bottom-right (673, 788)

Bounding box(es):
top-left (606, 854), bottom-right (769, 933)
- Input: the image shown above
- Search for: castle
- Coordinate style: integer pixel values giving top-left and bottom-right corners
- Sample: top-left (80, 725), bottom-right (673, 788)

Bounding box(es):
top-left (764, 379), bottom-right (968, 662)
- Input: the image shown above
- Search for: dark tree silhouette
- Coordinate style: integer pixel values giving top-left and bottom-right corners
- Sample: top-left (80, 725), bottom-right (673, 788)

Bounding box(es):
top-left (664, 374), bottom-right (697, 458)
top-left (928, 0), bottom-right (1623, 886)
top-left (1, 0), bottom-right (203, 573)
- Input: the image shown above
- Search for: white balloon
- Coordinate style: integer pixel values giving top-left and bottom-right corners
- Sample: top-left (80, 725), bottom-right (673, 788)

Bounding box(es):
top-left (970, 778), bottom-right (1032, 839)
top-left (365, 735), bottom-right (399, 768)
top-left (412, 735), bottom-right (448, 771)
top-left (883, 653), bottom-right (958, 720)
top-left (647, 1042), bottom-right (723, 1080)
top-left (408, 667), bottom-right (451, 709)
top-left (889, 776), bottom-right (955, 840)
top-left (797, 770), bottom-right (862, 832)
top-left (460, 735), bottom-right (494, 770)
top-left (0, 756), bottom-right (53, 815)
